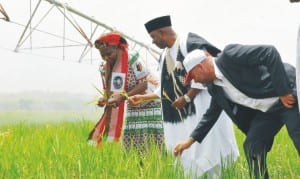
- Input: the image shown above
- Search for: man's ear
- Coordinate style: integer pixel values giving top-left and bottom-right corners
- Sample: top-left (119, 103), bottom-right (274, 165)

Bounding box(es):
top-left (197, 63), bottom-right (204, 70)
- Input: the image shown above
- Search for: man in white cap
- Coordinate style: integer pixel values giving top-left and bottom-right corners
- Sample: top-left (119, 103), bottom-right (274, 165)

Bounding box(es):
top-left (174, 44), bottom-right (300, 179)
top-left (130, 15), bottom-right (239, 178)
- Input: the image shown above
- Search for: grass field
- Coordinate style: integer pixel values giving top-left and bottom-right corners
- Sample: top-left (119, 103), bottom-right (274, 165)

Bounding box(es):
top-left (0, 111), bottom-right (299, 178)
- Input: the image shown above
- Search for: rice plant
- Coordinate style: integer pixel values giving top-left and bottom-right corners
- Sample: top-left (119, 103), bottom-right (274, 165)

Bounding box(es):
top-left (0, 111), bottom-right (299, 178)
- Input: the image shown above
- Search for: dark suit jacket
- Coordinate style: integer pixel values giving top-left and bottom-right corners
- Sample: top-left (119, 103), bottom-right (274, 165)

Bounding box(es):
top-left (190, 44), bottom-right (297, 143)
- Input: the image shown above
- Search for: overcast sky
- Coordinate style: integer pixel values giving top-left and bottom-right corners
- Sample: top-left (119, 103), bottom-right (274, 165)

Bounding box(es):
top-left (0, 0), bottom-right (299, 95)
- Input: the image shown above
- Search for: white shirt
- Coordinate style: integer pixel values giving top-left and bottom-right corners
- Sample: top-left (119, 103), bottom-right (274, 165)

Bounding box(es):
top-left (153, 33), bottom-right (205, 98)
top-left (212, 59), bottom-right (279, 112)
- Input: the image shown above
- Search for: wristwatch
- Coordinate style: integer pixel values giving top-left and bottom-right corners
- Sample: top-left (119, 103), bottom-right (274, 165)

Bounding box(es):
top-left (183, 94), bottom-right (191, 103)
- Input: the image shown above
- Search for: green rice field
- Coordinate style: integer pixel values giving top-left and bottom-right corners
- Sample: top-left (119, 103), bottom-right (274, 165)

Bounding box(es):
top-left (0, 111), bottom-right (299, 178)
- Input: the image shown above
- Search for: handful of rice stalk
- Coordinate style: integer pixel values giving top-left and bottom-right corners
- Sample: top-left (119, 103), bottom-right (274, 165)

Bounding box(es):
top-left (86, 84), bottom-right (106, 105)
top-left (86, 85), bottom-right (129, 105)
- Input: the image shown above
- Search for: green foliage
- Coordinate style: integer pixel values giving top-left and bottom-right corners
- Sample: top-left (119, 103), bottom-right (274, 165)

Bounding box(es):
top-left (0, 112), bottom-right (185, 179)
top-left (0, 121), bottom-right (184, 179)
top-left (0, 111), bottom-right (299, 178)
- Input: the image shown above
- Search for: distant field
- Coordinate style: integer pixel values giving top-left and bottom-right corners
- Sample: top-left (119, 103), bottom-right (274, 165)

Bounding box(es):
top-left (0, 110), bottom-right (101, 125)
top-left (0, 111), bottom-right (299, 178)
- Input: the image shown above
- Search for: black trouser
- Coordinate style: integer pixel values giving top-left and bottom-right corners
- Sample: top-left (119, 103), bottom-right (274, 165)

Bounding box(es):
top-left (240, 105), bottom-right (300, 179)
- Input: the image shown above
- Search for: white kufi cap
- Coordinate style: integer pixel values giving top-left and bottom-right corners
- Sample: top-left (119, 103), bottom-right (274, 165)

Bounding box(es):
top-left (183, 49), bottom-right (207, 84)
top-left (183, 49), bottom-right (206, 73)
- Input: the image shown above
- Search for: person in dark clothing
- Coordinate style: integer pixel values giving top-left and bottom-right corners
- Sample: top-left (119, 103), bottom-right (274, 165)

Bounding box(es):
top-left (174, 45), bottom-right (300, 179)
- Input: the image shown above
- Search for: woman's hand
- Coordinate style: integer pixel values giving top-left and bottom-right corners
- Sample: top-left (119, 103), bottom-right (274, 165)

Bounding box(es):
top-left (107, 94), bottom-right (126, 108)
top-left (128, 94), bottom-right (145, 105)
top-left (97, 97), bottom-right (107, 107)
top-left (147, 74), bottom-right (159, 86)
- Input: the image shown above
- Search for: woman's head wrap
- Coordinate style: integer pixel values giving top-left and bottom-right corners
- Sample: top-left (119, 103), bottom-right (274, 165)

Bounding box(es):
top-left (94, 32), bottom-right (128, 50)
